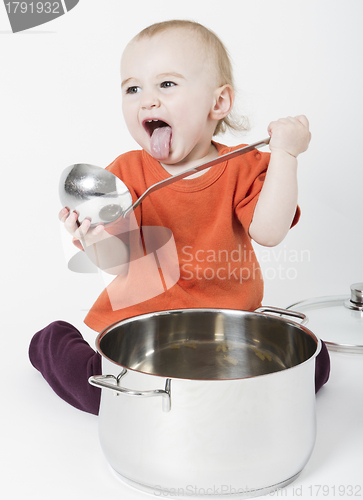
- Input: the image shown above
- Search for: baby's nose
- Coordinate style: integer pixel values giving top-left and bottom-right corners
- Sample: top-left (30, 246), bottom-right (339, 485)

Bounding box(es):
top-left (140, 91), bottom-right (161, 110)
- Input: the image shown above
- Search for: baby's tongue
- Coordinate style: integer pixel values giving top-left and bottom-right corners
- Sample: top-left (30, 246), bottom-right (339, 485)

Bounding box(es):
top-left (150, 126), bottom-right (172, 161)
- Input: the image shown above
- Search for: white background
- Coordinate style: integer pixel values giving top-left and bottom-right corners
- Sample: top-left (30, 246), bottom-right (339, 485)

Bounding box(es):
top-left (1, 1), bottom-right (362, 499)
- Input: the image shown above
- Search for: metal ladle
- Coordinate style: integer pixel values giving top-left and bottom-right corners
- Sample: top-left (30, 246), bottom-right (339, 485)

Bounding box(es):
top-left (59, 138), bottom-right (270, 226)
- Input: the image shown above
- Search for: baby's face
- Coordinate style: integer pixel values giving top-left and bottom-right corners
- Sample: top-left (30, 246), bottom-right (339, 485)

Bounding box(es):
top-left (121, 29), bottom-right (221, 166)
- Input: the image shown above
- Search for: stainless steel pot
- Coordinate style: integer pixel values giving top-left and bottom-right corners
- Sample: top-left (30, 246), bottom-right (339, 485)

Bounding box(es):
top-left (89, 307), bottom-right (321, 499)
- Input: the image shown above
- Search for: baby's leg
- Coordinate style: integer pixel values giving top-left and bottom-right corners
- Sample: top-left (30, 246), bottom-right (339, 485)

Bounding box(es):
top-left (29, 321), bottom-right (101, 415)
top-left (315, 340), bottom-right (330, 393)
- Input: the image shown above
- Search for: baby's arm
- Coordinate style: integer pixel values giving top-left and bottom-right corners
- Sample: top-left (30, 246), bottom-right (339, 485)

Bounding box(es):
top-left (59, 208), bottom-right (130, 275)
top-left (249, 115), bottom-right (311, 247)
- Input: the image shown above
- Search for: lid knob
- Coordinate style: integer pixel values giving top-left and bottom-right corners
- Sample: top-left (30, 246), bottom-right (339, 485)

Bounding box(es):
top-left (350, 283), bottom-right (363, 305)
top-left (344, 283), bottom-right (363, 311)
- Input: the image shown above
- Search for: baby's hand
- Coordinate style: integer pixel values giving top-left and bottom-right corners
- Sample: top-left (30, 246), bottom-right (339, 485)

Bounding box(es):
top-left (59, 207), bottom-right (106, 246)
top-left (267, 115), bottom-right (311, 158)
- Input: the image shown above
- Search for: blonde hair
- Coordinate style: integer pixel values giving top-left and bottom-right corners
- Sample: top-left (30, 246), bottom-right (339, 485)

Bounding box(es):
top-left (134, 20), bottom-right (249, 136)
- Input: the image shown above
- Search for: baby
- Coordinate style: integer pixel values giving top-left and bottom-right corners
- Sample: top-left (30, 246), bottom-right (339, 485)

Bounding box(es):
top-left (29, 20), bottom-right (329, 414)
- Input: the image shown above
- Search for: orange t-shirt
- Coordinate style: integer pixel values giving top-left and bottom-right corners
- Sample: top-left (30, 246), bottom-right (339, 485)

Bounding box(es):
top-left (83, 142), bottom-right (299, 332)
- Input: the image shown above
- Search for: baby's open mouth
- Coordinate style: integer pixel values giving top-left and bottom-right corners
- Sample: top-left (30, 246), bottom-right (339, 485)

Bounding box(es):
top-left (143, 119), bottom-right (172, 161)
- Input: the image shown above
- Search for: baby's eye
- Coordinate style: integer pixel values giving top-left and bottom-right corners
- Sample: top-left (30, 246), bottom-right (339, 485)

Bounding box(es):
top-left (125, 86), bottom-right (141, 94)
top-left (160, 81), bottom-right (176, 89)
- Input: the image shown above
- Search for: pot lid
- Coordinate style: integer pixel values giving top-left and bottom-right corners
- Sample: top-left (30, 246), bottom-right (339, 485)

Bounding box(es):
top-left (287, 283), bottom-right (363, 354)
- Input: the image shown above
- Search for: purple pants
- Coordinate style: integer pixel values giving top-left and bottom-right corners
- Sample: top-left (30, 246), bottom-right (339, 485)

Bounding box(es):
top-left (29, 320), bottom-right (331, 415)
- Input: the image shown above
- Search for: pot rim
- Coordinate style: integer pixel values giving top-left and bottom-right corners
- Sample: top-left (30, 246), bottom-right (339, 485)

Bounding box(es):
top-left (94, 307), bottom-right (322, 382)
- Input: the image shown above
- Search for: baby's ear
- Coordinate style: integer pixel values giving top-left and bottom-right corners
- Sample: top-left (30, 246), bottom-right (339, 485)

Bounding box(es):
top-left (210, 85), bottom-right (234, 120)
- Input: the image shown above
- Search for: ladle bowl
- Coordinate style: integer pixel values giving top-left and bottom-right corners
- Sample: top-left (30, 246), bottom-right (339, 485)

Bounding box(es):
top-left (59, 163), bottom-right (132, 227)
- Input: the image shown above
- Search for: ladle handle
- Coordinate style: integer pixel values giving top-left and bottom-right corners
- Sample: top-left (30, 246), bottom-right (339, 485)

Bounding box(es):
top-left (123, 137), bottom-right (270, 217)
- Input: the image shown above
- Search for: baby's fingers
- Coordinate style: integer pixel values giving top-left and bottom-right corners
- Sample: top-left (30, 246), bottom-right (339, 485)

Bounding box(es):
top-left (76, 221), bottom-right (105, 246)
top-left (295, 115), bottom-right (312, 144)
top-left (63, 210), bottom-right (82, 236)
top-left (294, 115), bottom-right (309, 128)
top-left (59, 207), bottom-right (70, 223)
top-left (60, 208), bottom-right (106, 242)
top-left (74, 217), bottom-right (92, 240)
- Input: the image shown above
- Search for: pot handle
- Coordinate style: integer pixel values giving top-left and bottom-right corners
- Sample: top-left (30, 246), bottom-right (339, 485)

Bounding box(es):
top-left (255, 306), bottom-right (308, 326)
top-left (88, 374), bottom-right (171, 412)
